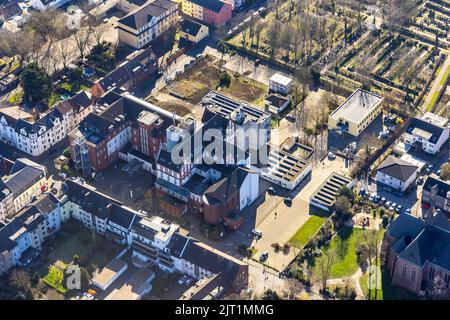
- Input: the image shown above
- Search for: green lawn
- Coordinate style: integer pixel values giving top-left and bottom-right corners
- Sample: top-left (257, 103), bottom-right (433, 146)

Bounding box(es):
top-left (439, 65), bottom-right (450, 86)
top-left (289, 216), bottom-right (325, 248)
top-left (60, 82), bottom-right (89, 94)
top-left (315, 227), bottom-right (384, 279)
top-left (42, 265), bottom-right (67, 294)
top-left (48, 92), bottom-right (61, 107)
top-left (39, 229), bottom-right (115, 277)
top-left (7, 89), bottom-right (23, 104)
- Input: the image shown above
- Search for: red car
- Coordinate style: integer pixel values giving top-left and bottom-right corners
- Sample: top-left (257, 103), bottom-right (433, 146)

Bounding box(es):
top-left (421, 202), bottom-right (430, 209)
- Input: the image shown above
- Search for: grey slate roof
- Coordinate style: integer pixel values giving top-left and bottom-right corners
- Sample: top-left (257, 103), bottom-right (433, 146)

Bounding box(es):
top-left (118, 0), bottom-right (176, 30)
top-left (399, 225), bottom-right (450, 270)
top-left (387, 212), bottom-right (424, 240)
top-left (0, 158), bottom-right (45, 200)
top-left (0, 193), bottom-right (59, 252)
top-left (406, 117), bottom-right (446, 144)
top-left (423, 176), bottom-right (450, 198)
top-left (388, 210), bottom-right (450, 270)
top-left (180, 18), bottom-right (204, 37)
top-left (188, 0), bottom-right (226, 13)
top-left (377, 156), bottom-right (418, 182)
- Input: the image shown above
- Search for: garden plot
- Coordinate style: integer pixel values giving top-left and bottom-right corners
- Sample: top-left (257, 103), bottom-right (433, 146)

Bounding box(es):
top-left (164, 55), bottom-right (267, 106)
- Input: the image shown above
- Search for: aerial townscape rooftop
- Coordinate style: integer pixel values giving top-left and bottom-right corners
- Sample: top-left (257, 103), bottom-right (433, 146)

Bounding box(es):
top-left (0, 0), bottom-right (449, 310)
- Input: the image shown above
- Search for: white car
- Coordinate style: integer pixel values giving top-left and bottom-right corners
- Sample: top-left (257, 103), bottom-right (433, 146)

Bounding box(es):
top-left (252, 229), bottom-right (262, 239)
top-left (328, 152), bottom-right (336, 160)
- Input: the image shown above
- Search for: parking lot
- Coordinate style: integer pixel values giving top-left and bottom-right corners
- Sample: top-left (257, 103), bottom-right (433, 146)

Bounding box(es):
top-left (187, 156), bottom-right (350, 271)
top-left (90, 161), bottom-right (154, 207)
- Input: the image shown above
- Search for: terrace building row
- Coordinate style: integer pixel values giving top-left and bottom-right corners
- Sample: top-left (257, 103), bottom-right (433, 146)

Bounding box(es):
top-left (0, 193), bottom-right (60, 275)
top-left (0, 91), bottom-right (93, 156)
top-left (181, 0), bottom-right (232, 27)
top-left (0, 158), bottom-right (47, 221)
top-left (0, 177), bottom-right (249, 296)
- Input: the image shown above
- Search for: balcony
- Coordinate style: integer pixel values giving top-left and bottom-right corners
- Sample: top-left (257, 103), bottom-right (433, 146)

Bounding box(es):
top-left (132, 240), bottom-right (158, 258)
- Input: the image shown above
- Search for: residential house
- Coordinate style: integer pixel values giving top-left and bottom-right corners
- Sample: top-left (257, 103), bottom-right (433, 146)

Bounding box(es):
top-left (0, 158), bottom-right (47, 221)
top-left (179, 18), bottom-right (209, 44)
top-left (376, 156), bottom-right (419, 193)
top-left (404, 115), bottom-right (450, 155)
top-left (181, 0), bottom-right (232, 27)
top-left (0, 193), bottom-right (60, 275)
top-left (0, 91), bottom-right (93, 156)
top-left (383, 210), bottom-right (450, 298)
top-left (117, 0), bottom-right (179, 49)
top-left (90, 47), bottom-right (157, 97)
top-left (29, 0), bottom-right (70, 11)
top-left (422, 175), bottom-right (450, 215)
top-left (130, 215), bottom-right (248, 293)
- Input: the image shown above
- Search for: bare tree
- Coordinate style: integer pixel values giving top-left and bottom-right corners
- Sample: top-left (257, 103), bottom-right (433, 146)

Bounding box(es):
top-left (266, 21), bottom-right (281, 58)
top-left (72, 27), bottom-right (93, 60)
top-left (317, 249), bottom-right (335, 294)
top-left (9, 269), bottom-right (31, 292)
top-left (54, 26), bottom-right (76, 71)
top-left (285, 278), bottom-right (304, 299)
top-left (361, 229), bottom-right (380, 299)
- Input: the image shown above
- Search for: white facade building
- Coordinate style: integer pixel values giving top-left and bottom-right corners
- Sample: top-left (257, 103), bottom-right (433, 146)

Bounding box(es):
top-left (404, 115), bottom-right (449, 155)
top-left (0, 92), bottom-right (93, 156)
top-left (376, 156), bottom-right (419, 193)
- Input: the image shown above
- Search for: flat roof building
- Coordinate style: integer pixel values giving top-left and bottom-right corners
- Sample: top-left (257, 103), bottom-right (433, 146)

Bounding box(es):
top-left (328, 89), bottom-right (383, 137)
top-left (92, 258), bottom-right (128, 291)
top-left (104, 269), bottom-right (155, 300)
top-left (269, 73), bottom-right (293, 95)
top-left (258, 147), bottom-right (312, 191)
top-left (310, 172), bottom-right (353, 212)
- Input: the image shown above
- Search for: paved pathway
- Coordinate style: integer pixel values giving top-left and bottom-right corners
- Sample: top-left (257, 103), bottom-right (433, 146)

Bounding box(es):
top-left (421, 53), bottom-right (450, 113)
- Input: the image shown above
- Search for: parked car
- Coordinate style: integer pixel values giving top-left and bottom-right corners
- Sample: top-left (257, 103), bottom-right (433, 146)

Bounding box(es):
top-left (384, 201), bottom-right (392, 208)
top-left (359, 187), bottom-right (366, 196)
top-left (178, 275), bottom-right (188, 285)
top-left (405, 208), bottom-right (412, 215)
top-left (185, 277), bottom-right (193, 286)
top-left (328, 152), bottom-right (336, 160)
top-left (252, 229), bottom-right (262, 239)
top-left (286, 114), bottom-right (296, 122)
top-left (284, 196), bottom-right (292, 206)
top-left (380, 197), bottom-right (386, 204)
top-left (369, 193), bottom-right (375, 202)
top-left (374, 195), bottom-right (381, 203)
top-left (417, 176), bottom-right (424, 185)
top-left (389, 202), bottom-right (397, 211)
top-left (395, 205), bottom-right (403, 213)
top-left (267, 187), bottom-right (276, 195)
top-left (425, 164), bottom-right (433, 173)
top-left (259, 252), bottom-right (269, 262)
